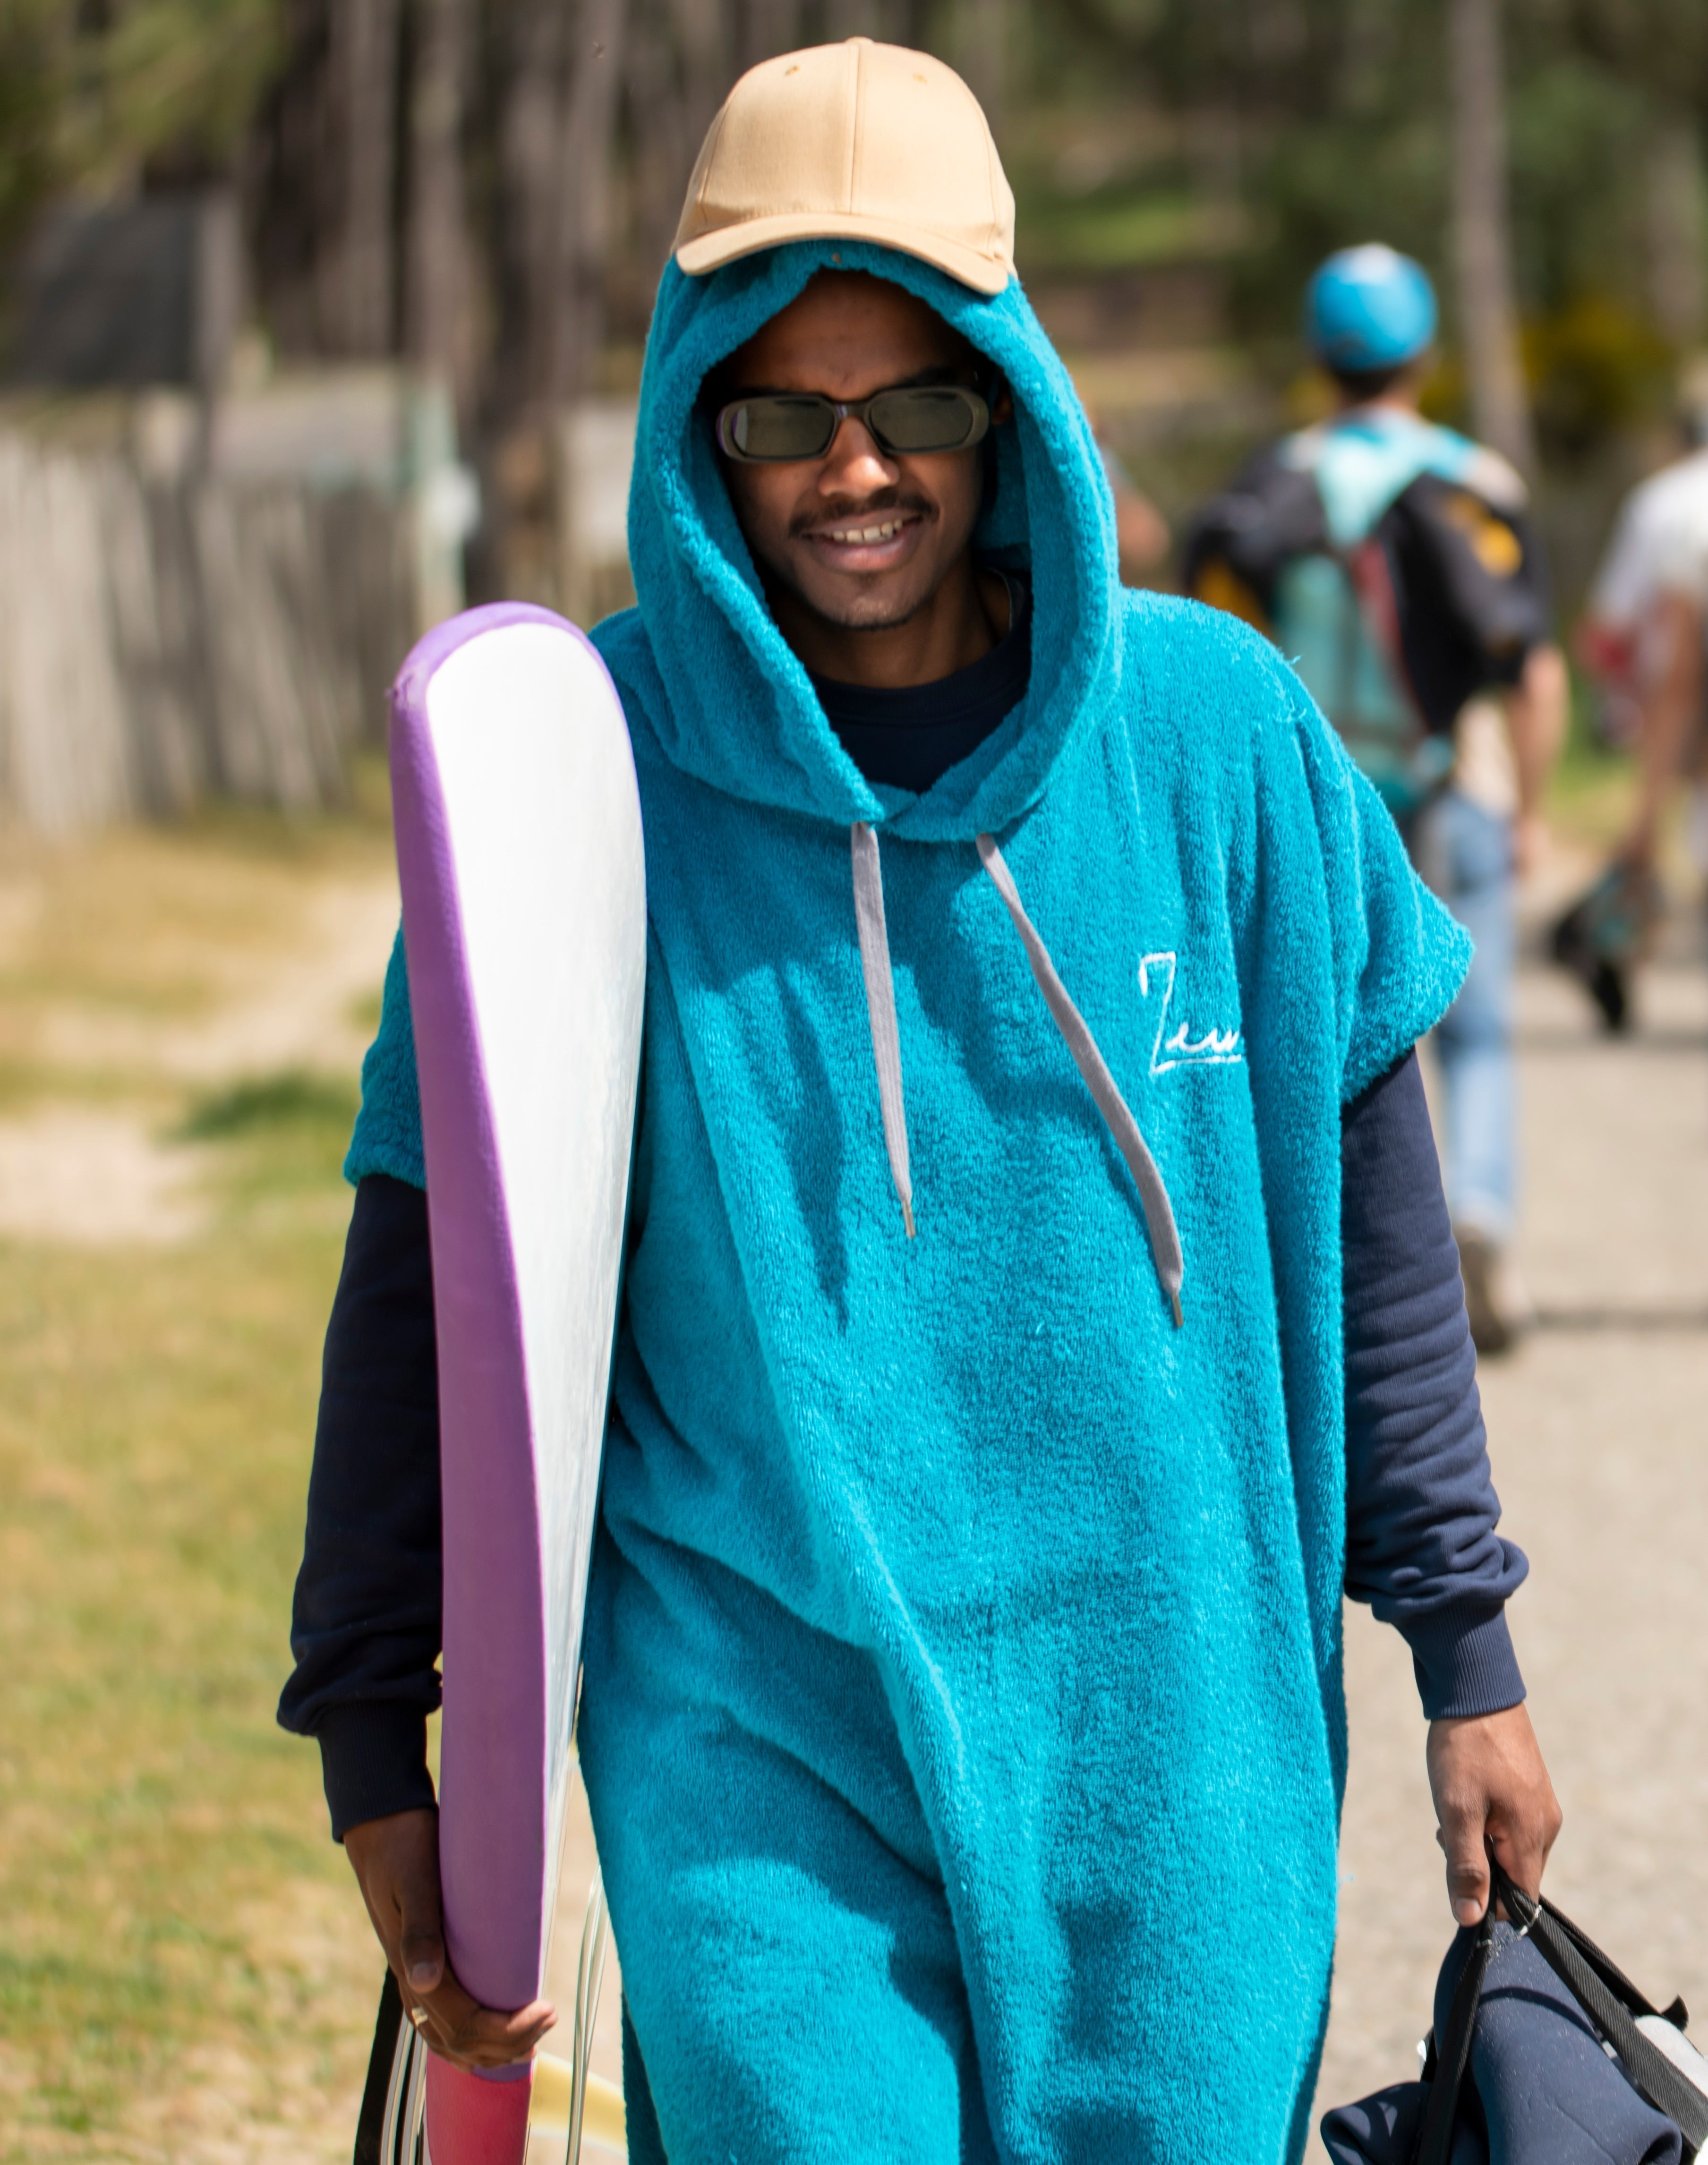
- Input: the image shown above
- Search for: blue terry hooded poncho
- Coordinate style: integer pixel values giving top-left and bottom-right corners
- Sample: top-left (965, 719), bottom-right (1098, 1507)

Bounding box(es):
top-left (349, 241), bottom-right (1470, 2162)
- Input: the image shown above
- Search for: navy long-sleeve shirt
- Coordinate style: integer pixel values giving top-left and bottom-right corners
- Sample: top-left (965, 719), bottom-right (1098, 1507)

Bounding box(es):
top-left (1340, 1049), bottom-right (1528, 1708)
top-left (280, 590), bottom-right (1528, 1836)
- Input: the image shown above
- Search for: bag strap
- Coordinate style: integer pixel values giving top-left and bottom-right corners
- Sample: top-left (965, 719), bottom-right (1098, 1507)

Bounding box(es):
top-left (352, 1967), bottom-right (426, 2165)
top-left (1531, 1883), bottom-right (1685, 2027)
top-left (1489, 1858), bottom-right (1708, 2152)
top-left (1412, 1914), bottom-right (1496, 2165)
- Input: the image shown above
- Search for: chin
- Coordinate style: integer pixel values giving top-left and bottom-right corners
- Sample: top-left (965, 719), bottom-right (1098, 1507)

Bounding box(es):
top-left (800, 580), bottom-right (932, 633)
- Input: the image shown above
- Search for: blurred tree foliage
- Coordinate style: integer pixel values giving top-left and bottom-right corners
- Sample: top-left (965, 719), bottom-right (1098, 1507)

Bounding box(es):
top-left (0, 0), bottom-right (279, 233)
top-left (0, 0), bottom-right (1701, 473)
top-left (1564, 0), bottom-right (1708, 116)
top-left (97, 0), bottom-right (282, 175)
top-left (1027, 0), bottom-right (1707, 460)
top-left (0, 0), bottom-right (69, 256)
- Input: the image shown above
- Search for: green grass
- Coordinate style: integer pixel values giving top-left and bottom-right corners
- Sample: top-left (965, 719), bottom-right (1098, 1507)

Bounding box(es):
top-left (0, 820), bottom-right (393, 2161)
top-left (179, 1070), bottom-right (360, 1143)
top-left (0, 1176), bottom-right (374, 2154)
top-left (345, 985), bottom-right (385, 1040)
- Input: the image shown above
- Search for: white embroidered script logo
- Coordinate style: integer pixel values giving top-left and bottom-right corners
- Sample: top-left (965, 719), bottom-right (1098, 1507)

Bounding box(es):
top-left (1138, 952), bottom-right (1244, 1075)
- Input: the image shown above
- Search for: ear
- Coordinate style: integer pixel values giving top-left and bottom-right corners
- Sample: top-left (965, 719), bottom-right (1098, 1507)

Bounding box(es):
top-left (990, 372), bottom-right (1015, 426)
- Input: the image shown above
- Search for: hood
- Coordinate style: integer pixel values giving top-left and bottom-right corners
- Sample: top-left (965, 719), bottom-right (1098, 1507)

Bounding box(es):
top-left (625, 240), bottom-right (1122, 844)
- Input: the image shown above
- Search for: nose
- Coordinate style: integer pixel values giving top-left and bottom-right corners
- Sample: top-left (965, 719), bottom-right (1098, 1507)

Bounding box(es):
top-left (816, 414), bottom-right (898, 499)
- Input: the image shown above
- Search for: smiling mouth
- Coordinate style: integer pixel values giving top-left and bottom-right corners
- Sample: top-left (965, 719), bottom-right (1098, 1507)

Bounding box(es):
top-left (798, 505), bottom-right (930, 565)
top-left (822, 515), bottom-right (913, 544)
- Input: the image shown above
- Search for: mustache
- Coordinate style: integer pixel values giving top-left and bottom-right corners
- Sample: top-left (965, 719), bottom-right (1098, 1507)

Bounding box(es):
top-left (790, 491), bottom-right (934, 539)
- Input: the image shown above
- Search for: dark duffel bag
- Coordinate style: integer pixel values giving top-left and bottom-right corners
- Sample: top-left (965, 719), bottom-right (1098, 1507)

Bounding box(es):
top-left (1322, 1858), bottom-right (1708, 2165)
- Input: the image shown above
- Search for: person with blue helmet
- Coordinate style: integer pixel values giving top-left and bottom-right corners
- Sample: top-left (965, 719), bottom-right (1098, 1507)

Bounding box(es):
top-left (1188, 244), bottom-right (1568, 1354)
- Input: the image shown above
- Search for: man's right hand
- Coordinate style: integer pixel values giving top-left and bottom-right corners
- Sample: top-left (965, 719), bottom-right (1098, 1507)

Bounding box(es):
top-left (343, 1807), bottom-right (556, 2071)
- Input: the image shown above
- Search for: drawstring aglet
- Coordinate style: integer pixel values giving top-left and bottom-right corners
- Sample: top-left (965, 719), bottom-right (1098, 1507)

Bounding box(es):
top-left (902, 1199), bottom-right (916, 1239)
top-left (1169, 1290), bottom-right (1183, 1329)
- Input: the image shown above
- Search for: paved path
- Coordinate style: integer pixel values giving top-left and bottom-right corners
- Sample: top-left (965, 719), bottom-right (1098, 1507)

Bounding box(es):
top-left (1314, 947), bottom-right (1708, 2137)
top-left (547, 946), bottom-right (1708, 2155)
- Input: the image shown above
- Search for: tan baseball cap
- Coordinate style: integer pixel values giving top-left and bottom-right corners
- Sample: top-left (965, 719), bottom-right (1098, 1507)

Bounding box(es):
top-left (673, 39), bottom-right (1016, 298)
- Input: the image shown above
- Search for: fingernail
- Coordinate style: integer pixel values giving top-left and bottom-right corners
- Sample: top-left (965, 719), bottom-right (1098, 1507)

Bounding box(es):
top-left (409, 1961), bottom-right (437, 1988)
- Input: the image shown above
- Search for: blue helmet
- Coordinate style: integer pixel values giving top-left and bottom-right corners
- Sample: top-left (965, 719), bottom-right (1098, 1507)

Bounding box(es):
top-left (1305, 245), bottom-right (1437, 372)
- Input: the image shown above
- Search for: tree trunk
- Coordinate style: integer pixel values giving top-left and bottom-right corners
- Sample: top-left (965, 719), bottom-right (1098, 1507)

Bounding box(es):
top-left (495, 0), bottom-right (568, 420)
top-left (625, 0), bottom-right (733, 290)
top-left (735, 0), bottom-right (798, 71)
top-left (1646, 116), bottom-right (1706, 351)
top-left (821, 0), bottom-right (888, 36)
top-left (406, 0), bottom-right (477, 419)
top-left (954, 0), bottom-right (1006, 134)
top-left (1447, 0), bottom-right (1535, 474)
top-left (328, 0), bottom-right (401, 356)
top-left (672, 0), bottom-right (734, 120)
top-left (554, 0), bottom-right (630, 400)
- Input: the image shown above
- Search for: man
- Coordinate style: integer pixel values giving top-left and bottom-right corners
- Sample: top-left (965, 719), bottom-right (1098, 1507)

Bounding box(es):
top-left (282, 46), bottom-right (1558, 2161)
top-left (1187, 246), bottom-right (1569, 1355)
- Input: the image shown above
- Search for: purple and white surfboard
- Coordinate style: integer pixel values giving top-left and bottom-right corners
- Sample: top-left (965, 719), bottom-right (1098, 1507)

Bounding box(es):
top-left (384, 603), bottom-right (644, 2164)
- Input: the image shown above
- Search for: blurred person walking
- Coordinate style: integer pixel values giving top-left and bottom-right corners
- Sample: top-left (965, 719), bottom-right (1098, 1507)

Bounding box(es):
top-left (1564, 402), bottom-right (1708, 1028)
top-left (1100, 433), bottom-right (1170, 582)
top-left (1091, 421), bottom-right (1171, 584)
top-left (1186, 246), bottom-right (1568, 1352)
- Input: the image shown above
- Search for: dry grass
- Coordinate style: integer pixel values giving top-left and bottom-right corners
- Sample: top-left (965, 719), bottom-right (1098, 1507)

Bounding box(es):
top-left (0, 790), bottom-right (399, 2163)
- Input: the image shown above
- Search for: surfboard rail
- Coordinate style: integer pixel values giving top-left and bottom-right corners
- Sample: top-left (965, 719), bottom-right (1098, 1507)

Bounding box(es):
top-left (381, 603), bottom-right (644, 2165)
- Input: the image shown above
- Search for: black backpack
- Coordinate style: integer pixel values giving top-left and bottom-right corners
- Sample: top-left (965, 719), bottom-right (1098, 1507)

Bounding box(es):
top-left (1183, 443), bottom-right (1552, 736)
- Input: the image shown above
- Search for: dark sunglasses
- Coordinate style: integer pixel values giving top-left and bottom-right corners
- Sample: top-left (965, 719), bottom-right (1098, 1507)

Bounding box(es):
top-left (715, 383), bottom-right (991, 464)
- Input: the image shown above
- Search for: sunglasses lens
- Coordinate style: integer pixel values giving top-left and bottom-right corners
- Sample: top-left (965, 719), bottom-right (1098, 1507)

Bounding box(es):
top-left (867, 388), bottom-right (981, 452)
top-left (726, 396), bottom-right (835, 460)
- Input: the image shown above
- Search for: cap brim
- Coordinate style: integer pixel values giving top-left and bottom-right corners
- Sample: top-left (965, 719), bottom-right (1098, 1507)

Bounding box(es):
top-left (675, 210), bottom-right (1011, 298)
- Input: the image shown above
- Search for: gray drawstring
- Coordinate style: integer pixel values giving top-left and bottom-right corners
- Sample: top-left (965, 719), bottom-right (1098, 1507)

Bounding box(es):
top-left (847, 822), bottom-right (1186, 1325)
top-left (851, 822), bottom-right (915, 1237)
top-left (976, 833), bottom-right (1184, 1326)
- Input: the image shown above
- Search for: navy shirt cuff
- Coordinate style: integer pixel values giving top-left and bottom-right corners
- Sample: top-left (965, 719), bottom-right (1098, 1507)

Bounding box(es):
top-left (316, 1700), bottom-right (436, 1841)
top-left (1400, 1603), bottom-right (1526, 1721)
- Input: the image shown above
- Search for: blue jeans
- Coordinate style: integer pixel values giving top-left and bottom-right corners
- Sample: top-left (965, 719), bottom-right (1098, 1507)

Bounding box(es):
top-left (1406, 788), bottom-right (1516, 1242)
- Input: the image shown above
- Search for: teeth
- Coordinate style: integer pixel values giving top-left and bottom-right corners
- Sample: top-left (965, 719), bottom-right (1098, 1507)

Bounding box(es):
top-left (828, 519), bottom-right (903, 543)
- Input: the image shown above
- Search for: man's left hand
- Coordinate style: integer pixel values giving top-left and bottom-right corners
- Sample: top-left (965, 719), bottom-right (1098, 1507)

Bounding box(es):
top-left (1426, 1703), bottom-right (1562, 1926)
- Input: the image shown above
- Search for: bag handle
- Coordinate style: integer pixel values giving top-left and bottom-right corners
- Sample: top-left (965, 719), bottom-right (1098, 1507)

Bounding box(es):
top-left (1411, 1912), bottom-right (1496, 2165)
top-left (1410, 1864), bottom-right (1704, 2165)
top-left (1488, 1858), bottom-right (1708, 2153)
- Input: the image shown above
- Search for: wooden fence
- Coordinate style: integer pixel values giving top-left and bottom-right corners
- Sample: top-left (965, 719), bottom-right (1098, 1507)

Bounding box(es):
top-left (0, 430), bottom-right (415, 834)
